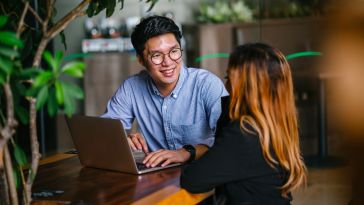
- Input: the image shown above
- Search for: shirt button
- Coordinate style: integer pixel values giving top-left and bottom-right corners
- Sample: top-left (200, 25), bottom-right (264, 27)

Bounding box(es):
top-left (172, 94), bottom-right (177, 98)
top-left (163, 105), bottom-right (167, 109)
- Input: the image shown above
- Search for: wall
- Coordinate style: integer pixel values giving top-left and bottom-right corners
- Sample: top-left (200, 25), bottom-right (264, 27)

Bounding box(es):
top-left (53, 0), bottom-right (200, 57)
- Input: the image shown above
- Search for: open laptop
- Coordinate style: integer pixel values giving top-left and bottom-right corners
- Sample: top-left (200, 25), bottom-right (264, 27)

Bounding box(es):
top-left (66, 115), bottom-right (180, 174)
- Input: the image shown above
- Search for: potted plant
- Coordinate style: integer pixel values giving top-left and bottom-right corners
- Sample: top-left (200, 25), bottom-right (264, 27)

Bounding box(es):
top-left (0, 0), bottom-right (159, 204)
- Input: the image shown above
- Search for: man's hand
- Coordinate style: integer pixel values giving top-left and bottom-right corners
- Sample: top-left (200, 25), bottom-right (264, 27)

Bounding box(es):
top-left (127, 133), bottom-right (149, 153)
top-left (143, 148), bottom-right (190, 167)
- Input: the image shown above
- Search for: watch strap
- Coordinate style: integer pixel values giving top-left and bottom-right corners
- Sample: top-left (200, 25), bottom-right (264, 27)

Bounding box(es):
top-left (183, 144), bottom-right (196, 163)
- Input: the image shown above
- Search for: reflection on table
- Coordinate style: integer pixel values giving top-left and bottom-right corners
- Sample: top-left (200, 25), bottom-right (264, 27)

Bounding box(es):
top-left (32, 154), bottom-right (213, 205)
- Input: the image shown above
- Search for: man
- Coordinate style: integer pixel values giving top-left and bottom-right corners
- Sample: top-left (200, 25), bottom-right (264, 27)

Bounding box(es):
top-left (102, 15), bottom-right (228, 168)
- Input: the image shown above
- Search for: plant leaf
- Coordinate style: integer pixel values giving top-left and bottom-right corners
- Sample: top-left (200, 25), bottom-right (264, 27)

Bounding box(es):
top-left (0, 16), bottom-right (8, 28)
top-left (26, 86), bottom-right (39, 97)
top-left (0, 46), bottom-right (19, 58)
top-left (119, 0), bottom-right (125, 10)
top-left (13, 169), bottom-right (19, 188)
top-left (19, 68), bottom-right (41, 80)
top-left (61, 81), bottom-right (84, 99)
top-left (86, 2), bottom-right (97, 17)
top-left (61, 61), bottom-right (85, 78)
top-left (43, 51), bottom-right (57, 71)
top-left (15, 105), bottom-right (29, 124)
top-left (106, 0), bottom-right (116, 17)
top-left (33, 71), bottom-right (53, 87)
top-left (63, 88), bottom-right (76, 117)
top-left (36, 86), bottom-right (49, 110)
top-left (146, 0), bottom-right (158, 11)
top-left (0, 72), bottom-right (5, 84)
top-left (55, 81), bottom-right (64, 105)
top-left (47, 88), bottom-right (58, 117)
top-left (0, 56), bottom-right (13, 75)
top-left (54, 51), bottom-right (63, 71)
top-left (60, 31), bottom-right (67, 50)
top-left (64, 53), bottom-right (91, 61)
top-left (14, 145), bottom-right (28, 167)
top-left (0, 31), bottom-right (23, 48)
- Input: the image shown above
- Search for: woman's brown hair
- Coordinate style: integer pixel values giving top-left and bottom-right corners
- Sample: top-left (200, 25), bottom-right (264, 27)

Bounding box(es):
top-left (226, 43), bottom-right (307, 196)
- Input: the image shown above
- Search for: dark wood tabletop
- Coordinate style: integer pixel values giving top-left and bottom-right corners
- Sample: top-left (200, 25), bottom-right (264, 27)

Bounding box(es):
top-left (32, 154), bottom-right (212, 205)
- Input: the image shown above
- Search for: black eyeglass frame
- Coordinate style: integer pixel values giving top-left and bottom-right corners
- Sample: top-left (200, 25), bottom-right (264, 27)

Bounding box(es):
top-left (149, 48), bottom-right (183, 65)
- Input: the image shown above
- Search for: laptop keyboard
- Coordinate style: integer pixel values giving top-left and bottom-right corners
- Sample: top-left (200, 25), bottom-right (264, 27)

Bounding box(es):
top-left (136, 162), bottom-right (148, 170)
top-left (136, 162), bottom-right (162, 170)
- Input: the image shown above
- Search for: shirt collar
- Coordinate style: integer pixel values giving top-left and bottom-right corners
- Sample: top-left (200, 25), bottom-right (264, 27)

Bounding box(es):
top-left (171, 65), bottom-right (187, 99)
top-left (149, 64), bottom-right (187, 98)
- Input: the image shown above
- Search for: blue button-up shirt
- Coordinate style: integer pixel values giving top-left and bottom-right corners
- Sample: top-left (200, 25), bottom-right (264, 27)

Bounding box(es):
top-left (102, 65), bottom-right (228, 151)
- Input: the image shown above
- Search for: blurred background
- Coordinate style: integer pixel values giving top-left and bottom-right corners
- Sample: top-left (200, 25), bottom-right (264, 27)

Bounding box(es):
top-left (22, 0), bottom-right (364, 204)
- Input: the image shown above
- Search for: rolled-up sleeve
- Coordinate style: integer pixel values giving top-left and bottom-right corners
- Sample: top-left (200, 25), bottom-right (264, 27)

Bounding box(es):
top-left (101, 79), bottom-right (134, 130)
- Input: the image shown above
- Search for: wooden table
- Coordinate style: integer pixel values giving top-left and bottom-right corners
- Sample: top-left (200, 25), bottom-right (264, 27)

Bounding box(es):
top-left (32, 154), bottom-right (213, 205)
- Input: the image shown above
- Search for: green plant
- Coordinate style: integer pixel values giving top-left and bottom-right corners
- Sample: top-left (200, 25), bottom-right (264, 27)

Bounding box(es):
top-left (196, 0), bottom-right (253, 23)
top-left (244, 0), bottom-right (325, 19)
top-left (0, 0), bottom-right (159, 204)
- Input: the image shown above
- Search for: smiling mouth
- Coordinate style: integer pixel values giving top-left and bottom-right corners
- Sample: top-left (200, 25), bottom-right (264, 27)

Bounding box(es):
top-left (160, 67), bottom-right (175, 77)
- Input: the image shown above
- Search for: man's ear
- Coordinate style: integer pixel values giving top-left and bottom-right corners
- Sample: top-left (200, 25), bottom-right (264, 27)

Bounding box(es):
top-left (137, 55), bottom-right (146, 67)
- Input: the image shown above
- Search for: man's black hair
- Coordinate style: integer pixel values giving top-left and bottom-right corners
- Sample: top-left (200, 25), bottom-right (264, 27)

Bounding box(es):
top-left (131, 15), bottom-right (182, 58)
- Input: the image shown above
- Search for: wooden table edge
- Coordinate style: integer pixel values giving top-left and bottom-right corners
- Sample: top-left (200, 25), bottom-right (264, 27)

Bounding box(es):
top-left (37, 153), bottom-right (214, 205)
top-left (39, 153), bottom-right (76, 165)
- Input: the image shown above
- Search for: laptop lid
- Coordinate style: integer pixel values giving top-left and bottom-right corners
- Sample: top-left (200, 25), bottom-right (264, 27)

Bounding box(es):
top-left (66, 115), bottom-right (180, 174)
top-left (66, 115), bottom-right (139, 174)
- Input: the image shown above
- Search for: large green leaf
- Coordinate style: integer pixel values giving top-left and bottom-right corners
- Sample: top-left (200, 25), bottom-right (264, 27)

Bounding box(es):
top-left (61, 61), bottom-right (85, 78)
top-left (86, 1), bottom-right (97, 17)
top-left (63, 88), bottom-right (76, 117)
top-left (61, 81), bottom-right (84, 99)
top-left (0, 56), bottom-right (13, 75)
top-left (106, 0), bottom-right (116, 17)
top-left (36, 86), bottom-right (49, 110)
top-left (19, 68), bottom-right (41, 80)
top-left (43, 51), bottom-right (57, 71)
top-left (55, 81), bottom-right (64, 105)
top-left (95, 1), bottom-right (106, 15)
top-left (0, 32), bottom-right (23, 48)
top-left (47, 89), bottom-right (58, 117)
top-left (15, 105), bottom-right (29, 124)
top-left (0, 16), bottom-right (8, 28)
top-left (14, 145), bottom-right (28, 167)
top-left (0, 46), bottom-right (19, 58)
top-left (33, 71), bottom-right (53, 87)
top-left (54, 51), bottom-right (64, 71)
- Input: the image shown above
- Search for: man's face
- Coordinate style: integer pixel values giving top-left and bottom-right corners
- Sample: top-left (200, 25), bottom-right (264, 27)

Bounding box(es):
top-left (139, 33), bottom-right (182, 91)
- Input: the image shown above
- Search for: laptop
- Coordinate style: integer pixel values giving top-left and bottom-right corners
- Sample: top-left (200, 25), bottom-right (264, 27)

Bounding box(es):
top-left (66, 115), bottom-right (180, 174)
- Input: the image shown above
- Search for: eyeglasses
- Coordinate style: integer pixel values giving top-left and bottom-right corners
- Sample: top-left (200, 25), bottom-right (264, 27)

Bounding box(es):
top-left (149, 48), bottom-right (183, 65)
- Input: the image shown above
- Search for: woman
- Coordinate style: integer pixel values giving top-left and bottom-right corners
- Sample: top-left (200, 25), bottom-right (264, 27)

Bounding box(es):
top-left (180, 43), bottom-right (307, 205)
